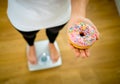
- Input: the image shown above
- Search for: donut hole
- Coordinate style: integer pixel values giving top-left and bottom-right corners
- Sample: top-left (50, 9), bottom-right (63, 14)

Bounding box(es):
top-left (79, 32), bottom-right (85, 37)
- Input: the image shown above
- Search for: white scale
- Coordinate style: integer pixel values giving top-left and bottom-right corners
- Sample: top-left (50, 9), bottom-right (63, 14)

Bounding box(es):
top-left (27, 40), bottom-right (62, 71)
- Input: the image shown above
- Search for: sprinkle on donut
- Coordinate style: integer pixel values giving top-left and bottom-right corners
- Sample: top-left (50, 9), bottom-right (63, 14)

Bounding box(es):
top-left (68, 22), bottom-right (97, 49)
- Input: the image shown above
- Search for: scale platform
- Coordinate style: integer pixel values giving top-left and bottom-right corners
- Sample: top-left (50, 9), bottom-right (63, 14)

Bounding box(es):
top-left (27, 40), bottom-right (62, 71)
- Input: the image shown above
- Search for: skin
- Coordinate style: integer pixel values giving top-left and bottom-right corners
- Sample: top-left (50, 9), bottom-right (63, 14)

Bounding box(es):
top-left (67, 0), bottom-right (99, 58)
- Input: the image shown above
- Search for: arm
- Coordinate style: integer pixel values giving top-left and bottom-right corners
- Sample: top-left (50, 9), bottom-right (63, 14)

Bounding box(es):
top-left (69, 0), bottom-right (89, 26)
top-left (67, 0), bottom-right (99, 58)
top-left (71, 0), bottom-right (89, 19)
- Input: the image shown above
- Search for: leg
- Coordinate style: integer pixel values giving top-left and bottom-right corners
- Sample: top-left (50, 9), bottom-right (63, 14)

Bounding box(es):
top-left (17, 30), bottom-right (39, 64)
top-left (46, 24), bottom-right (66, 62)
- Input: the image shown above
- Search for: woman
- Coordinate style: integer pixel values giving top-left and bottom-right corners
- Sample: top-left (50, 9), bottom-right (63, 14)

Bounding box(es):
top-left (7, 0), bottom-right (99, 64)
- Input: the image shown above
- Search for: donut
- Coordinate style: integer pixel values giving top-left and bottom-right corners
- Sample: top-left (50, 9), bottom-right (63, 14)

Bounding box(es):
top-left (67, 22), bottom-right (97, 49)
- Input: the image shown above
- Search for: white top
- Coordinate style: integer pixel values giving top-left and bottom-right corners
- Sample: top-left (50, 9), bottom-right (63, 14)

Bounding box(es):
top-left (7, 0), bottom-right (71, 31)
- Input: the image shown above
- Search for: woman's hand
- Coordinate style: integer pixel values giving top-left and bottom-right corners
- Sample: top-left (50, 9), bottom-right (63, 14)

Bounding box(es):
top-left (67, 16), bottom-right (99, 58)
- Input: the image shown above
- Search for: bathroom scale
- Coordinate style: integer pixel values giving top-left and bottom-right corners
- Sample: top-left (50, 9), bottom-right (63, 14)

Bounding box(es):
top-left (26, 40), bottom-right (62, 71)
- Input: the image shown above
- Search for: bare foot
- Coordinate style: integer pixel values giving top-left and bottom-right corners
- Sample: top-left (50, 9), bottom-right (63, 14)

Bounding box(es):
top-left (49, 43), bottom-right (59, 63)
top-left (27, 45), bottom-right (37, 64)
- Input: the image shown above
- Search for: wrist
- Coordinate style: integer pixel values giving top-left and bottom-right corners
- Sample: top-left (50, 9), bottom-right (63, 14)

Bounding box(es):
top-left (71, 0), bottom-right (89, 19)
top-left (70, 15), bottom-right (86, 23)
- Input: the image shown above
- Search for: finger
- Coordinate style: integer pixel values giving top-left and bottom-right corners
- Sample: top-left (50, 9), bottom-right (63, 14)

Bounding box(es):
top-left (84, 49), bottom-right (90, 57)
top-left (69, 44), bottom-right (81, 57)
top-left (80, 50), bottom-right (86, 58)
top-left (74, 48), bottom-right (81, 57)
top-left (95, 32), bottom-right (100, 40)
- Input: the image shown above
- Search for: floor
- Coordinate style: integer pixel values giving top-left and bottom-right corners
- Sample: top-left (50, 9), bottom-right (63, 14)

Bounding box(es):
top-left (0, 0), bottom-right (120, 84)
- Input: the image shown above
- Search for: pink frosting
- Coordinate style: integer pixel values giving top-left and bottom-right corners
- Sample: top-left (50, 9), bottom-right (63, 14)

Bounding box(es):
top-left (68, 22), bottom-right (96, 47)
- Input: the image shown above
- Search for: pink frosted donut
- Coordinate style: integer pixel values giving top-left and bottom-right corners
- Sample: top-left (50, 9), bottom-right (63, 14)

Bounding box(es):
top-left (68, 22), bottom-right (97, 49)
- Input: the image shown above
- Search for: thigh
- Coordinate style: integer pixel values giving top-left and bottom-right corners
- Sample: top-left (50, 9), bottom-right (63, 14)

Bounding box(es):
top-left (16, 29), bottom-right (40, 38)
top-left (46, 23), bottom-right (67, 33)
